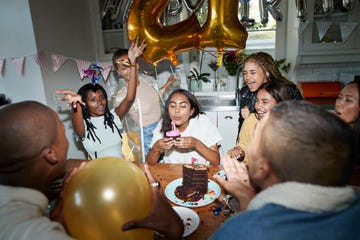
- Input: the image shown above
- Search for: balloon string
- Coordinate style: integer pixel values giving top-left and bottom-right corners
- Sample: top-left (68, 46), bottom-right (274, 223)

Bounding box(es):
top-left (170, 65), bottom-right (175, 75)
top-left (126, 146), bottom-right (135, 161)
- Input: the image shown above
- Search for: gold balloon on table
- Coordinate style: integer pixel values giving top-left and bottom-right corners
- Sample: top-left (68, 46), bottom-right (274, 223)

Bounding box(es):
top-left (63, 157), bottom-right (153, 240)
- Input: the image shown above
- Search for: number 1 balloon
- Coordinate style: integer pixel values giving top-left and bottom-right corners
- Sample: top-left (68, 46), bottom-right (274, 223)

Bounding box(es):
top-left (198, 0), bottom-right (248, 52)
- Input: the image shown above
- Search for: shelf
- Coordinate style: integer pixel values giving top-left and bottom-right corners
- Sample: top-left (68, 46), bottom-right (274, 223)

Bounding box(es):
top-left (314, 12), bottom-right (349, 18)
top-left (102, 29), bottom-right (124, 33)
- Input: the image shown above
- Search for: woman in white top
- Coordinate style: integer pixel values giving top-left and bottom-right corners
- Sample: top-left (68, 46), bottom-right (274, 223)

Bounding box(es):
top-left (147, 89), bottom-right (222, 166)
top-left (56, 38), bottom-right (146, 159)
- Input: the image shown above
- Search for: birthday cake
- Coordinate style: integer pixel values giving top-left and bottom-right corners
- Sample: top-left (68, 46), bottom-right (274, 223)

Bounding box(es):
top-left (175, 164), bottom-right (208, 202)
top-left (166, 121), bottom-right (180, 139)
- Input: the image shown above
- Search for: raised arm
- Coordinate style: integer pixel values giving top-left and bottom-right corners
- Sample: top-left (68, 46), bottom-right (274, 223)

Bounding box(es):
top-left (114, 38), bottom-right (147, 119)
top-left (56, 90), bottom-right (86, 137)
top-left (159, 75), bottom-right (176, 97)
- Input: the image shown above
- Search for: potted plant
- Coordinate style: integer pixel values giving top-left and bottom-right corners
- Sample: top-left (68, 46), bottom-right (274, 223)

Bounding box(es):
top-left (223, 50), bottom-right (247, 76)
top-left (187, 67), bottom-right (211, 91)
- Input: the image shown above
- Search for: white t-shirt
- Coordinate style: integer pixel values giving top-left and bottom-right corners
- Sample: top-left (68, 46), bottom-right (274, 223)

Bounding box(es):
top-left (82, 109), bottom-right (123, 159)
top-left (151, 114), bottom-right (222, 164)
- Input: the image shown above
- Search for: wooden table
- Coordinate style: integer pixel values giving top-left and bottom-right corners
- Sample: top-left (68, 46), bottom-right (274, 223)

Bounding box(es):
top-left (148, 164), bottom-right (225, 240)
top-left (65, 160), bottom-right (226, 239)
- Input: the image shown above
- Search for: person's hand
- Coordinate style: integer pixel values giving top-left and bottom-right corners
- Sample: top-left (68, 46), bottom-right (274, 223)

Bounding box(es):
top-left (174, 136), bottom-right (197, 149)
top-left (128, 37), bottom-right (147, 65)
top-left (122, 164), bottom-right (184, 240)
top-left (166, 74), bottom-right (177, 86)
top-left (241, 106), bottom-right (250, 119)
top-left (154, 138), bottom-right (177, 152)
top-left (56, 90), bottom-right (85, 109)
top-left (214, 155), bottom-right (256, 211)
top-left (228, 146), bottom-right (245, 161)
top-left (49, 161), bottom-right (87, 225)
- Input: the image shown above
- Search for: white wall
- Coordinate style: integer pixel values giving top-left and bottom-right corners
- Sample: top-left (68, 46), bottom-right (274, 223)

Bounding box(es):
top-left (0, 0), bottom-right (98, 159)
top-left (0, 0), bottom-right (46, 103)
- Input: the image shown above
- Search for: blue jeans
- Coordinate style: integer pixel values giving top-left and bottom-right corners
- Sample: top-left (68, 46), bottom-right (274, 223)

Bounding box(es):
top-left (143, 121), bottom-right (158, 156)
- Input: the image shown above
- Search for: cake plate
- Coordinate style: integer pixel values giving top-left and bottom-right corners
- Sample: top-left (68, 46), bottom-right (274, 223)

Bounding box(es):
top-left (164, 178), bottom-right (221, 208)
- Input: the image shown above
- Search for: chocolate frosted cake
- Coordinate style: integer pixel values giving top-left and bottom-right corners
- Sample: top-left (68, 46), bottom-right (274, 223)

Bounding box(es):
top-left (175, 164), bottom-right (208, 202)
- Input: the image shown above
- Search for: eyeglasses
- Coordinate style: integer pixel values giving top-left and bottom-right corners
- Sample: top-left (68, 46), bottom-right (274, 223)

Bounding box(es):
top-left (116, 59), bottom-right (131, 69)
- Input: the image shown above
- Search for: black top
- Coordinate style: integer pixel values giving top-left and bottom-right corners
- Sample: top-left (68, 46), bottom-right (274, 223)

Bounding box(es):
top-left (236, 82), bottom-right (303, 140)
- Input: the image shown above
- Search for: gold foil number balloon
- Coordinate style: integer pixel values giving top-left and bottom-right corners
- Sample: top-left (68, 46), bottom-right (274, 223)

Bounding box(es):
top-left (198, 0), bottom-right (248, 52)
top-left (127, 0), bottom-right (248, 66)
top-left (127, 0), bottom-right (201, 65)
top-left (63, 157), bottom-right (153, 240)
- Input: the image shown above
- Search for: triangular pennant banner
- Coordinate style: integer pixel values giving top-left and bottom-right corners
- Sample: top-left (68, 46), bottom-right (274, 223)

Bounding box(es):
top-left (33, 52), bottom-right (47, 73)
top-left (0, 58), bottom-right (5, 77)
top-left (75, 59), bottom-right (92, 79)
top-left (51, 54), bottom-right (67, 72)
top-left (11, 57), bottom-right (25, 77)
top-left (316, 21), bottom-right (332, 41)
top-left (98, 62), bottom-right (113, 82)
top-left (340, 22), bottom-right (357, 42)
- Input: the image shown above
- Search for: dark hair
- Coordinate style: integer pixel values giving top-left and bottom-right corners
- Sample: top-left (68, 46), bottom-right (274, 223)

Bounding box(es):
top-left (0, 94), bottom-right (11, 106)
top-left (263, 101), bottom-right (355, 186)
top-left (112, 48), bottom-right (129, 70)
top-left (244, 52), bottom-right (290, 84)
top-left (160, 89), bottom-right (203, 134)
top-left (257, 81), bottom-right (292, 102)
top-left (77, 83), bottom-right (121, 143)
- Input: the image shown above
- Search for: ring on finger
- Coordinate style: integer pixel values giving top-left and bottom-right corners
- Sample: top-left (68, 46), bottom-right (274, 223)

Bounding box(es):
top-left (151, 182), bottom-right (160, 189)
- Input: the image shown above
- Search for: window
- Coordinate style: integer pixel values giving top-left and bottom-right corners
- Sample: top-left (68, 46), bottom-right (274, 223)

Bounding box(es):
top-left (242, 1), bottom-right (277, 50)
top-left (196, 0), bottom-right (278, 50)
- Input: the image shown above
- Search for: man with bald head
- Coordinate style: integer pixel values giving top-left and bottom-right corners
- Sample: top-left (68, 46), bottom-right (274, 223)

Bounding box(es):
top-left (0, 101), bottom-right (73, 239)
top-left (212, 101), bottom-right (360, 240)
top-left (0, 101), bottom-right (184, 240)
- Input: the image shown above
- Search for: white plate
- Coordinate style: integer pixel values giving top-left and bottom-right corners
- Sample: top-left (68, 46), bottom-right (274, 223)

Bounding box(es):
top-left (215, 169), bottom-right (226, 180)
top-left (165, 178), bottom-right (221, 208)
top-left (173, 206), bottom-right (200, 237)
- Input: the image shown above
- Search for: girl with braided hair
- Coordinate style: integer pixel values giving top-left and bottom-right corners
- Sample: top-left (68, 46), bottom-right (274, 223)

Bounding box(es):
top-left (57, 38), bottom-right (146, 159)
top-left (237, 52), bottom-right (303, 140)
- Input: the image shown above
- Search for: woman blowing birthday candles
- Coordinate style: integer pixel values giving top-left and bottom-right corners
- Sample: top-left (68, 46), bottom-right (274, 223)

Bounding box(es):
top-left (147, 89), bottom-right (222, 166)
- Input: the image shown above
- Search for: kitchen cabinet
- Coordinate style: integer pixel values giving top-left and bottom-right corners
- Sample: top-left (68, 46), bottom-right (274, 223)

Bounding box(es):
top-left (204, 110), bottom-right (239, 158)
top-left (297, 0), bottom-right (360, 64)
top-left (90, 0), bottom-right (129, 61)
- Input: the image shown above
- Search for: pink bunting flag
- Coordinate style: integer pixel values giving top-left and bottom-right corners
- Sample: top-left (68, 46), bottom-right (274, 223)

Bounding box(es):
top-left (33, 52), bottom-right (48, 73)
top-left (51, 54), bottom-right (67, 72)
top-left (11, 57), bottom-right (25, 77)
top-left (75, 59), bottom-right (92, 79)
top-left (0, 58), bottom-right (5, 77)
top-left (97, 62), bottom-right (113, 82)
